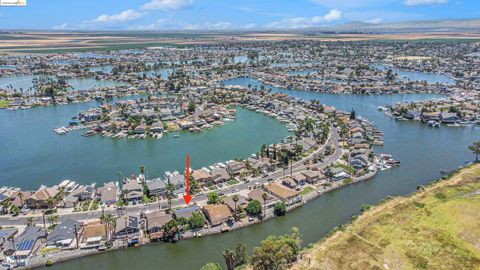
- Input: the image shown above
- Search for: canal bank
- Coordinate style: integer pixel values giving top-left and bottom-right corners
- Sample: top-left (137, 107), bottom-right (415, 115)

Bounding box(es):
top-left (40, 80), bottom-right (480, 270)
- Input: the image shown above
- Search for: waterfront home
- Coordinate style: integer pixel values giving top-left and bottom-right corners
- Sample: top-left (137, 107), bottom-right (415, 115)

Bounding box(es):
top-left (0, 228), bottom-right (18, 250)
top-left (440, 112), bottom-right (460, 123)
top-left (114, 215), bottom-right (140, 241)
top-left (3, 226), bottom-right (46, 259)
top-left (150, 121), bottom-right (164, 133)
top-left (146, 179), bottom-right (166, 197)
top-left (331, 167), bottom-right (350, 181)
top-left (145, 211), bottom-right (173, 241)
top-left (2, 191), bottom-right (32, 209)
top-left (26, 186), bottom-right (60, 209)
top-left (227, 161), bottom-right (247, 176)
top-left (134, 124), bottom-right (146, 134)
top-left (80, 220), bottom-right (107, 249)
top-left (191, 169), bottom-right (212, 185)
top-left (122, 179), bottom-right (144, 202)
top-left (291, 172), bottom-right (307, 186)
top-left (264, 183), bottom-right (302, 206)
top-left (281, 176), bottom-right (300, 190)
top-left (97, 182), bottom-right (118, 205)
top-left (222, 195), bottom-right (248, 212)
top-left (210, 167), bottom-right (230, 185)
top-left (165, 171), bottom-right (185, 193)
top-left (62, 185), bottom-right (95, 208)
top-left (46, 219), bottom-right (80, 249)
top-left (248, 188), bottom-right (277, 209)
top-left (174, 205), bottom-right (199, 220)
top-left (301, 170), bottom-right (325, 184)
top-left (420, 112), bottom-right (441, 122)
top-left (202, 204), bottom-right (232, 226)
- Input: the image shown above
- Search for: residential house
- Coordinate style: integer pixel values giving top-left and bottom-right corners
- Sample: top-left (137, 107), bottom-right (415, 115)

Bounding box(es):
top-left (202, 204), bottom-right (232, 226)
top-left (146, 179), bottom-right (166, 197)
top-left (3, 226), bottom-right (46, 259)
top-left (46, 219), bottom-right (80, 248)
top-left (122, 179), bottom-right (143, 202)
top-left (98, 182), bottom-right (118, 205)
top-left (145, 211), bottom-right (173, 241)
top-left (191, 169), bottom-right (212, 185)
top-left (81, 220), bottom-right (107, 249)
top-left (301, 170), bottom-right (325, 184)
top-left (210, 167), bottom-right (230, 185)
top-left (114, 215), bottom-right (140, 241)
top-left (264, 183), bottom-right (302, 206)
top-left (222, 195), bottom-right (248, 212)
top-left (0, 228), bottom-right (18, 250)
top-left (247, 188), bottom-right (276, 209)
top-left (26, 186), bottom-right (60, 209)
top-left (174, 205), bottom-right (199, 220)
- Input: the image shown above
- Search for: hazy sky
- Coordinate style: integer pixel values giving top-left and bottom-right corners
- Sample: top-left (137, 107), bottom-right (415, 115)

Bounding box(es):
top-left (0, 0), bottom-right (478, 30)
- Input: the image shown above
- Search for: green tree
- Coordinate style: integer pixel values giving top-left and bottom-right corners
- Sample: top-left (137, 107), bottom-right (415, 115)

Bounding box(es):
top-left (232, 194), bottom-right (239, 221)
top-left (274, 202), bottom-right (286, 216)
top-left (166, 183), bottom-right (175, 213)
top-left (188, 212), bottom-right (205, 229)
top-left (223, 249), bottom-right (236, 270)
top-left (200, 262), bottom-right (222, 270)
top-left (250, 227), bottom-right (302, 270)
top-left (469, 141), bottom-right (480, 162)
top-left (246, 200), bottom-right (262, 216)
top-left (25, 217), bottom-right (35, 227)
top-left (207, 192), bottom-right (220, 205)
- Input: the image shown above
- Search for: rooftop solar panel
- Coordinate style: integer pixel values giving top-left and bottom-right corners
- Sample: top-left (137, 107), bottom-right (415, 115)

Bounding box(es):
top-left (16, 239), bottom-right (34, 250)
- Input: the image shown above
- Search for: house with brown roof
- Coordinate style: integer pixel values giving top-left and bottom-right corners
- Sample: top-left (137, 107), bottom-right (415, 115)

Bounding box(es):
top-left (202, 204), bottom-right (232, 226)
top-left (247, 188), bottom-right (277, 208)
top-left (301, 170), bottom-right (326, 184)
top-left (191, 169), bottom-right (212, 185)
top-left (264, 183), bottom-right (302, 206)
top-left (81, 220), bottom-right (107, 249)
top-left (222, 195), bottom-right (248, 212)
top-left (145, 211), bottom-right (173, 241)
top-left (26, 186), bottom-right (60, 209)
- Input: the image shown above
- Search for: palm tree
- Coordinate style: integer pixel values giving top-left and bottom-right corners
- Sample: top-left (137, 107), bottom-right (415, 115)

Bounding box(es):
top-left (166, 183), bottom-right (175, 213)
top-left (232, 195), bottom-right (239, 221)
top-left (1, 199), bottom-right (11, 214)
top-left (223, 249), bottom-right (236, 270)
top-left (262, 192), bottom-right (268, 218)
top-left (47, 214), bottom-right (59, 227)
top-left (45, 197), bottom-right (56, 211)
top-left (18, 192), bottom-right (25, 208)
top-left (25, 217), bottom-right (35, 227)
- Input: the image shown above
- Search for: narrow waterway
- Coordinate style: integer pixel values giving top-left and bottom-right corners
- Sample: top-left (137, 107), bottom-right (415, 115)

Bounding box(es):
top-left (43, 77), bottom-right (479, 270)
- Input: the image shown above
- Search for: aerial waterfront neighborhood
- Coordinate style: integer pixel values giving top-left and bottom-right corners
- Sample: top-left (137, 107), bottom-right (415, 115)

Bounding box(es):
top-left (1, 1), bottom-right (480, 269)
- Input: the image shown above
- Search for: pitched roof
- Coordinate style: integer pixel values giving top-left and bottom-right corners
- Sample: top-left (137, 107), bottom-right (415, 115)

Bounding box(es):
top-left (146, 211), bottom-right (173, 229)
top-left (265, 183), bottom-right (300, 201)
top-left (202, 204), bottom-right (232, 226)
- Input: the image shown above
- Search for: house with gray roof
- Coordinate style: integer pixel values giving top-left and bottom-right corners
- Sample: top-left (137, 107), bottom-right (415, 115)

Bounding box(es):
top-left (46, 219), bottom-right (80, 248)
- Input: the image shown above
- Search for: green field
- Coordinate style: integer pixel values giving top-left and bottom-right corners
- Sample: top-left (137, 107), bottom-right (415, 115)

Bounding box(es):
top-left (293, 164), bottom-right (480, 270)
top-left (0, 100), bottom-right (10, 108)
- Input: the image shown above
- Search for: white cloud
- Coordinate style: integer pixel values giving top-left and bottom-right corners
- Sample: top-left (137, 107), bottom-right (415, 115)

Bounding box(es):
top-left (89, 9), bottom-right (145, 24)
top-left (52, 23), bottom-right (69, 30)
top-left (311, 0), bottom-right (389, 9)
top-left (266, 9), bottom-right (342, 29)
top-left (141, 0), bottom-right (193, 11)
top-left (366, 18), bottom-right (383, 24)
top-left (404, 0), bottom-right (447, 6)
top-left (322, 9), bottom-right (342, 21)
top-left (128, 19), bottom-right (236, 30)
top-left (244, 23), bottom-right (257, 29)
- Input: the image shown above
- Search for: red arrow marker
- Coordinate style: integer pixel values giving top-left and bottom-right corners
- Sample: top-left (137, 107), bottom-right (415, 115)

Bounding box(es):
top-left (183, 155), bottom-right (192, 205)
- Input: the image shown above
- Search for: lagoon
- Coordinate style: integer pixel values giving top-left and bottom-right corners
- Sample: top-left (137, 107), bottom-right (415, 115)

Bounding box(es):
top-left (371, 64), bottom-right (455, 84)
top-left (0, 75), bottom-right (126, 93)
top-left (0, 102), bottom-right (290, 189)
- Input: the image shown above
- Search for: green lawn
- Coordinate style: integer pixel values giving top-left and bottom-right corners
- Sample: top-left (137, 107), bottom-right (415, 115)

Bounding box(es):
top-left (300, 186), bottom-right (315, 196)
top-left (0, 100), bottom-right (10, 108)
top-left (227, 179), bottom-right (239, 186)
top-left (294, 164), bottom-right (480, 270)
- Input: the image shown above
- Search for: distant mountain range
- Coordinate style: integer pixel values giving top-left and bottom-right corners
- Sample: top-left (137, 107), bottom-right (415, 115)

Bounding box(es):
top-left (311, 19), bottom-right (480, 33)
